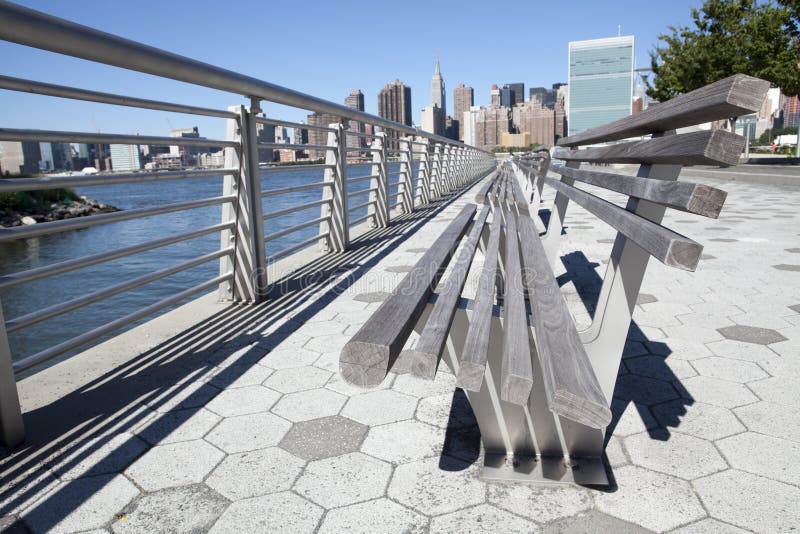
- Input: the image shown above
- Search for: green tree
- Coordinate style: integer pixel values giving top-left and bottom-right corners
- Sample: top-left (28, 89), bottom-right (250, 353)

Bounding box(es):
top-left (646, 0), bottom-right (800, 101)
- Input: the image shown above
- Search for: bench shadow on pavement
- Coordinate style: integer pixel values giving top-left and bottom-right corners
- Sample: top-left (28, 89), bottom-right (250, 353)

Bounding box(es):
top-left (0, 191), bottom-right (467, 531)
top-left (438, 249), bottom-right (696, 484)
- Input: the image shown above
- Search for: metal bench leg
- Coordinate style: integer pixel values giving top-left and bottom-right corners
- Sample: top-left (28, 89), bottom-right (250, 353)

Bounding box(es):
top-left (541, 161), bottom-right (579, 268)
top-left (580, 162), bottom-right (682, 400)
top-left (0, 300), bottom-right (24, 448)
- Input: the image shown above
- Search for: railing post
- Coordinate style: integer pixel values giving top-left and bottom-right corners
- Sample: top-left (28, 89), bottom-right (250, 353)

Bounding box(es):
top-left (0, 299), bottom-right (24, 448)
top-left (430, 143), bottom-right (443, 200)
top-left (398, 136), bottom-right (414, 213)
top-left (320, 122), bottom-right (349, 252)
top-left (220, 103), bottom-right (267, 302)
top-left (441, 145), bottom-right (452, 193)
top-left (415, 137), bottom-right (431, 205)
top-left (368, 132), bottom-right (389, 228)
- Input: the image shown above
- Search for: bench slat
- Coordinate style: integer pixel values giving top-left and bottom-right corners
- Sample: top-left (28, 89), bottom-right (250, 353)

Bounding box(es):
top-left (553, 129), bottom-right (745, 167)
top-left (544, 177), bottom-right (704, 271)
top-left (551, 164), bottom-right (727, 218)
top-left (340, 204), bottom-right (477, 386)
top-left (517, 213), bottom-right (612, 429)
top-left (558, 74), bottom-right (770, 147)
top-left (402, 205), bottom-right (490, 379)
top-left (509, 173), bottom-right (530, 214)
top-left (474, 171), bottom-right (499, 203)
top-left (500, 208), bottom-right (534, 405)
top-left (456, 204), bottom-right (503, 391)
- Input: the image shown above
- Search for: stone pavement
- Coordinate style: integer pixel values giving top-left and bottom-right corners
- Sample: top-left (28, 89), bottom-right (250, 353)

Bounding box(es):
top-left (1, 169), bottom-right (799, 533)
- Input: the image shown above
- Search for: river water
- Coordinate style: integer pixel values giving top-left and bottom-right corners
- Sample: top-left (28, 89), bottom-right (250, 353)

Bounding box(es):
top-left (0, 163), bottom-right (405, 370)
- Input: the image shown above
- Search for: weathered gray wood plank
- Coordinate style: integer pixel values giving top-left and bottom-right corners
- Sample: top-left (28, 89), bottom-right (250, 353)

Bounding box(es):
top-left (517, 212), bottom-right (612, 429)
top-left (544, 177), bottom-right (704, 271)
top-left (553, 130), bottom-right (745, 167)
top-left (340, 204), bottom-right (476, 386)
top-left (474, 171), bottom-right (499, 203)
top-left (456, 205), bottom-right (503, 391)
top-left (551, 164), bottom-right (727, 218)
top-left (500, 208), bottom-right (533, 405)
top-left (402, 206), bottom-right (490, 379)
top-left (509, 173), bottom-right (530, 214)
top-left (558, 74), bottom-right (770, 147)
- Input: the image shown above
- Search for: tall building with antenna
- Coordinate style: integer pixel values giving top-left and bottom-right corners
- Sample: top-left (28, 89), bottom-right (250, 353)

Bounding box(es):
top-left (430, 59), bottom-right (446, 114)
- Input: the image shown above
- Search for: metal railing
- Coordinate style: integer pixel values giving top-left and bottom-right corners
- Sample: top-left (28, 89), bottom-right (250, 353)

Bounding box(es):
top-left (0, 0), bottom-right (496, 447)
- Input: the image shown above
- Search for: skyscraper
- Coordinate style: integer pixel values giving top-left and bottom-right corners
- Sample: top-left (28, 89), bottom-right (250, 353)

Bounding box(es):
top-left (344, 89), bottom-right (366, 152)
top-left (430, 59), bottom-right (446, 114)
top-left (490, 85), bottom-right (501, 107)
top-left (307, 112), bottom-right (340, 159)
top-left (421, 105), bottom-right (445, 136)
top-left (378, 80), bottom-right (412, 127)
top-left (505, 83), bottom-right (524, 106)
top-left (568, 35), bottom-right (635, 136)
top-left (453, 83), bottom-right (474, 141)
top-left (345, 89), bottom-right (364, 112)
top-left (500, 86), bottom-right (514, 108)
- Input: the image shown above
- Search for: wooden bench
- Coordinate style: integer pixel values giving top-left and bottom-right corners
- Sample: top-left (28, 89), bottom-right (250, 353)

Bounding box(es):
top-left (339, 74), bottom-right (769, 485)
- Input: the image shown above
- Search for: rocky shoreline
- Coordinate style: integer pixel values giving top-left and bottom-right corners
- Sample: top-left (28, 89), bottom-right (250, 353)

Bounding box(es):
top-left (0, 196), bottom-right (119, 228)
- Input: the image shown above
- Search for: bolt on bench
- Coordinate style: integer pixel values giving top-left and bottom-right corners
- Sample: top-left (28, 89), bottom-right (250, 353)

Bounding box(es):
top-left (339, 74), bottom-right (770, 485)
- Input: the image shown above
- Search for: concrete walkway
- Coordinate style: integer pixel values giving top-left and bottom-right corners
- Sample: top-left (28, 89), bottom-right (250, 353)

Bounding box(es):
top-left (1, 170), bottom-right (799, 533)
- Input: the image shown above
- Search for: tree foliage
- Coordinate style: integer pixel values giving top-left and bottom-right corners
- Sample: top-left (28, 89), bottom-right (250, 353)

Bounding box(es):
top-left (646, 0), bottom-right (800, 101)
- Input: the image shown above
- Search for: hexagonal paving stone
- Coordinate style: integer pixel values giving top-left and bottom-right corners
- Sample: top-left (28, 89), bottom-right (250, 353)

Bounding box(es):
top-left (677, 376), bottom-right (758, 408)
top-left (415, 392), bottom-right (476, 430)
top-left (429, 504), bottom-right (537, 534)
top-left (111, 484), bottom-right (228, 533)
top-left (544, 509), bottom-right (651, 533)
top-left (487, 483), bottom-right (592, 523)
top-left (341, 389), bottom-right (418, 426)
top-left (651, 400), bottom-right (744, 440)
top-left (271, 388), bottom-right (346, 423)
top-left (296, 320), bottom-right (347, 337)
top-left (663, 324), bottom-right (724, 344)
top-left (318, 498), bottom-right (426, 534)
top-left (258, 346), bottom-right (321, 369)
top-left (646, 337), bottom-right (712, 361)
top-left (624, 355), bottom-right (693, 381)
top-left (716, 432), bottom-right (800, 486)
top-left (135, 408), bottom-right (221, 446)
top-left (716, 325), bottom-right (788, 345)
top-left (691, 357), bottom-right (767, 383)
top-left (125, 439), bottom-right (224, 491)
top-left (694, 470), bottom-right (800, 532)
top-left (209, 491), bottom-right (322, 534)
top-left (325, 370), bottom-right (393, 395)
top-left (361, 420), bottom-right (442, 464)
top-left (608, 399), bottom-right (658, 437)
top-left (263, 366), bottom-right (331, 393)
top-left (205, 385), bottom-right (281, 417)
top-left (47, 432), bottom-right (148, 481)
top-left (613, 375), bottom-right (679, 405)
top-left (748, 375), bottom-right (798, 405)
top-left (21, 474), bottom-right (139, 534)
top-left (605, 436), bottom-right (628, 468)
top-left (734, 401), bottom-right (800, 443)
top-left (671, 518), bottom-right (751, 533)
top-left (146, 380), bottom-right (220, 413)
top-left (205, 412), bottom-right (292, 454)
top-left (293, 452), bottom-right (392, 509)
top-left (392, 371), bottom-right (457, 398)
top-left (388, 456), bottom-right (486, 516)
top-left (593, 465), bottom-right (705, 532)
top-left (209, 363), bottom-right (273, 389)
top-left (279, 415), bottom-right (367, 461)
top-left (624, 430), bottom-right (727, 480)
top-left (304, 334), bottom-right (349, 354)
top-left (205, 447), bottom-right (304, 501)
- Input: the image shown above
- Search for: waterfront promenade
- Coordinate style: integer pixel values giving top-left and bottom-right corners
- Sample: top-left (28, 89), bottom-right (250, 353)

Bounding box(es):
top-left (1, 169), bottom-right (798, 533)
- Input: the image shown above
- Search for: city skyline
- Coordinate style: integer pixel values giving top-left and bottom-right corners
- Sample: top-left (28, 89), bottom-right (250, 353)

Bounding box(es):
top-left (0, 0), bottom-right (704, 140)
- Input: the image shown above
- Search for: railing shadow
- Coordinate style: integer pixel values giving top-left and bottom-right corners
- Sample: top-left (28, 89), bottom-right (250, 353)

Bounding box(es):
top-left (0, 186), bottom-right (473, 531)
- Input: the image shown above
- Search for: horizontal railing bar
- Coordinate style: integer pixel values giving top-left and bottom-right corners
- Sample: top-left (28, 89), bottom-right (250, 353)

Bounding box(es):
top-left (266, 234), bottom-right (321, 263)
top-left (254, 116), bottom-right (335, 132)
top-left (0, 195), bottom-right (235, 242)
top-left (12, 273), bottom-right (232, 374)
top-left (0, 221), bottom-right (233, 290)
top-left (0, 74), bottom-right (238, 118)
top-left (264, 216), bottom-right (329, 243)
top-left (0, 3), bottom-right (480, 149)
top-left (0, 168), bottom-right (236, 192)
top-left (262, 198), bottom-right (329, 220)
top-left (347, 174), bottom-right (378, 184)
top-left (6, 247), bottom-right (233, 333)
top-left (346, 162), bottom-right (373, 167)
top-left (389, 192), bottom-right (403, 199)
top-left (261, 181), bottom-right (329, 197)
top-left (258, 142), bottom-right (329, 151)
top-left (344, 130), bottom-right (372, 138)
top-left (260, 163), bottom-right (333, 174)
top-left (348, 200), bottom-right (373, 212)
top-left (0, 128), bottom-right (237, 148)
top-left (350, 213), bottom-right (370, 226)
top-left (347, 187), bottom-right (376, 197)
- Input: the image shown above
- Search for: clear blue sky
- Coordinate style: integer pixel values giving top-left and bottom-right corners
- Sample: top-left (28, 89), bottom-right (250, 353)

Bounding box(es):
top-left (1, 0), bottom-right (703, 141)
